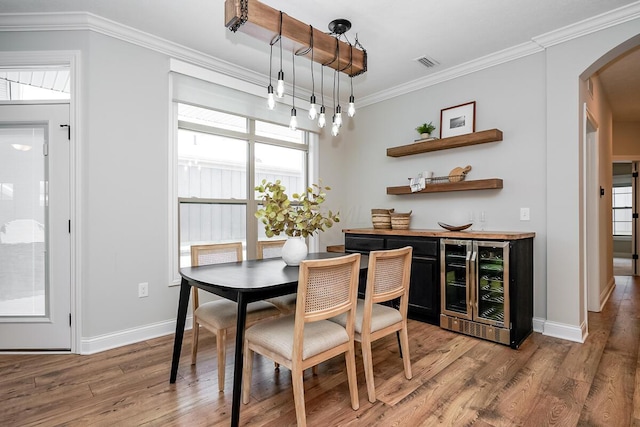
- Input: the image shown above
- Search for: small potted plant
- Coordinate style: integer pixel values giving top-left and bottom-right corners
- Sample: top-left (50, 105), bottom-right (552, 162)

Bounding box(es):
top-left (255, 179), bottom-right (340, 265)
top-left (416, 121), bottom-right (436, 139)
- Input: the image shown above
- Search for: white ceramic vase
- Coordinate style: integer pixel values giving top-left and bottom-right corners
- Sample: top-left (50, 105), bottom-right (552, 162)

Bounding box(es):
top-left (281, 237), bottom-right (308, 266)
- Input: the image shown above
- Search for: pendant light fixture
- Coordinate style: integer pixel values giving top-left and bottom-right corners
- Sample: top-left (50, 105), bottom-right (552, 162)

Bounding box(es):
top-left (347, 44), bottom-right (356, 117)
top-left (289, 48), bottom-right (297, 131)
top-left (318, 63), bottom-right (326, 128)
top-left (307, 25), bottom-right (318, 120)
top-left (276, 12), bottom-right (285, 98)
top-left (266, 42), bottom-right (276, 110)
top-left (228, 2), bottom-right (367, 138)
top-left (332, 37), bottom-right (342, 133)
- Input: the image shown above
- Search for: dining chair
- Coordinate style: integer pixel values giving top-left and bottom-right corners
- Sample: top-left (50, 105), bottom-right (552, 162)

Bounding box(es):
top-left (242, 253), bottom-right (361, 427)
top-left (257, 239), bottom-right (297, 314)
top-left (330, 246), bottom-right (413, 403)
top-left (190, 242), bottom-right (281, 392)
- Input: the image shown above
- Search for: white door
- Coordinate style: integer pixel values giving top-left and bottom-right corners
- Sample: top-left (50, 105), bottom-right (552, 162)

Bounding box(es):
top-left (0, 103), bottom-right (71, 350)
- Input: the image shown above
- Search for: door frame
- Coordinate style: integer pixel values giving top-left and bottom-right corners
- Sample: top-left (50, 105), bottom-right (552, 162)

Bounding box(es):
top-left (584, 105), bottom-right (601, 313)
top-left (0, 51), bottom-right (82, 353)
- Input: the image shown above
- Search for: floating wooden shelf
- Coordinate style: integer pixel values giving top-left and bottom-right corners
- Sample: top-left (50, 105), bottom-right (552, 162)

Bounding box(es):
top-left (387, 178), bottom-right (503, 195)
top-left (387, 129), bottom-right (503, 157)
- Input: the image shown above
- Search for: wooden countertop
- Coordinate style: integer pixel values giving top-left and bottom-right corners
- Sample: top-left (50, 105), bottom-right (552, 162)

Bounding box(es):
top-left (343, 228), bottom-right (535, 240)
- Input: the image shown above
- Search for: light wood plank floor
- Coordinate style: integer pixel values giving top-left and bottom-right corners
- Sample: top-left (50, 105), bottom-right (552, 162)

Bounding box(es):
top-left (2, 275), bottom-right (639, 426)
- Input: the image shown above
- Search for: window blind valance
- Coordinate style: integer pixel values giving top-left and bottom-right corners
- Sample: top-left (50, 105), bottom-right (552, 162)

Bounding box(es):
top-left (170, 70), bottom-right (317, 133)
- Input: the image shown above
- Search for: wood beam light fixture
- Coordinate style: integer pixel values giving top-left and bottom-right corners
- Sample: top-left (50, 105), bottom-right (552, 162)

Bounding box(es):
top-left (225, 0), bottom-right (367, 136)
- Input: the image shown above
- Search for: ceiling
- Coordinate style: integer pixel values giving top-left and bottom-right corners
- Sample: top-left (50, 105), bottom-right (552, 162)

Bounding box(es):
top-left (1, 0), bottom-right (639, 120)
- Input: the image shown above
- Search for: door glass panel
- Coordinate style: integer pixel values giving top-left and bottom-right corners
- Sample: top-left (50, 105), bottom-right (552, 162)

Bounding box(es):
top-left (477, 246), bottom-right (506, 323)
top-left (0, 125), bottom-right (47, 316)
top-left (443, 242), bottom-right (468, 315)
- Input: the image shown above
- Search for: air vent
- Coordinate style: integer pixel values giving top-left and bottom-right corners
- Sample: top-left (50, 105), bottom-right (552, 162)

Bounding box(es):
top-left (414, 55), bottom-right (440, 68)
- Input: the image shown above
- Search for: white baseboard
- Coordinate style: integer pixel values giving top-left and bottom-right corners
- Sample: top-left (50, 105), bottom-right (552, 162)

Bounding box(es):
top-left (598, 278), bottom-right (616, 312)
top-left (542, 319), bottom-right (586, 343)
top-left (532, 317), bottom-right (545, 333)
top-left (81, 316), bottom-right (193, 355)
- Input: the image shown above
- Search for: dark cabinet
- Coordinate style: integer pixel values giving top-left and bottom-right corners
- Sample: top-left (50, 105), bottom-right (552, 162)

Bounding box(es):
top-left (345, 233), bottom-right (441, 325)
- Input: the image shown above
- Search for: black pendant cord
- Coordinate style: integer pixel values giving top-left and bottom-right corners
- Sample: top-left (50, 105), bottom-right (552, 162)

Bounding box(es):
top-left (310, 25), bottom-right (315, 97)
top-left (278, 11), bottom-right (284, 77)
top-left (291, 49), bottom-right (295, 108)
top-left (320, 64), bottom-right (325, 108)
top-left (336, 38), bottom-right (340, 108)
top-left (268, 43), bottom-right (273, 85)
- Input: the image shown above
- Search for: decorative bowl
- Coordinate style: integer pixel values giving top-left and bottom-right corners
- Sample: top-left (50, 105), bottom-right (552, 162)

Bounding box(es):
top-left (438, 222), bottom-right (472, 231)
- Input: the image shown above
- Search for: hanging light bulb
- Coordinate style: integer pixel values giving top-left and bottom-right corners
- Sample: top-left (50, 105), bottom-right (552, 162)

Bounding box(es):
top-left (347, 71), bottom-right (356, 117)
top-left (276, 12), bottom-right (285, 98)
top-left (318, 105), bottom-right (326, 128)
top-left (267, 85), bottom-right (276, 110)
top-left (276, 70), bottom-right (285, 98)
top-left (308, 94), bottom-right (318, 120)
top-left (335, 104), bottom-right (343, 127)
top-left (267, 42), bottom-right (276, 110)
top-left (347, 46), bottom-right (356, 117)
top-left (318, 64), bottom-right (326, 128)
top-left (289, 48), bottom-right (297, 131)
top-left (331, 115), bottom-right (339, 136)
top-left (333, 41), bottom-right (343, 129)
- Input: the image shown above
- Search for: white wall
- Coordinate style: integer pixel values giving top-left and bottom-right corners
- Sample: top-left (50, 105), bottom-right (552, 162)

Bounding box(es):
top-left (83, 32), bottom-right (176, 337)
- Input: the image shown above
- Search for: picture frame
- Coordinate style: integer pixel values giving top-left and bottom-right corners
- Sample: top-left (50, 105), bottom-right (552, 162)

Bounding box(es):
top-left (440, 101), bottom-right (476, 138)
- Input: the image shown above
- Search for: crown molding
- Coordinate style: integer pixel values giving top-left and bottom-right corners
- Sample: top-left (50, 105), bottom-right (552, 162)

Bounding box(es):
top-left (533, 1), bottom-right (640, 48)
top-left (358, 41), bottom-right (543, 108)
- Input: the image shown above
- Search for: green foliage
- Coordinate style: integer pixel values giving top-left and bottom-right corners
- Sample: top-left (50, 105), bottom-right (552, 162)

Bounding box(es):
top-left (254, 179), bottom-right (340, 238)
top-left (416, 121), bottom-right (436, 134)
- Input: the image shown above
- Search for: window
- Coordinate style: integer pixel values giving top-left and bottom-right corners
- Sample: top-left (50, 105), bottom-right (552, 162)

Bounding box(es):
top-left (613, 186), bottom-right (632, 236)
top-left (0, 68), bottom-right (70, 101)
top-left (176, 104), bottom-right (308, 268)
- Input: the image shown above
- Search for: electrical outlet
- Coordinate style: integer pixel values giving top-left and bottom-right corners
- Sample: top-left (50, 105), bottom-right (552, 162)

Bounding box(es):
top-left (520, 207), bottom-right (530, 221)
top-left (138, 282), bottom-right (149, 298)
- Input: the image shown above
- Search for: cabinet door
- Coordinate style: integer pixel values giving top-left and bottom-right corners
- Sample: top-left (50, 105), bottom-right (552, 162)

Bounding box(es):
top-left (474, 241), bottom-right (510, 327)
top-left (407, 256), bottom-right (440, 324)
top-left (441, 239), bottom-right (473, 320)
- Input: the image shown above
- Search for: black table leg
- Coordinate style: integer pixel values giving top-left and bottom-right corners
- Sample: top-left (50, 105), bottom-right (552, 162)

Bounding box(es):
top-left (230, 292), bottom-right (248, 427)
top-left (170, 278), bottom-right (191, 383)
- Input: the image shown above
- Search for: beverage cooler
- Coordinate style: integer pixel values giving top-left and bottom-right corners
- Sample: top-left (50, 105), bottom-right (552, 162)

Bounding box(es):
top-left (440, 238), bottom-right (533, 349)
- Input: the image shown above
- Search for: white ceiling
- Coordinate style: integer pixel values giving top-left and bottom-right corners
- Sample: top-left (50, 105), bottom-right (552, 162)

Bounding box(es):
top-left (1, 0), bottom-right (639, 119)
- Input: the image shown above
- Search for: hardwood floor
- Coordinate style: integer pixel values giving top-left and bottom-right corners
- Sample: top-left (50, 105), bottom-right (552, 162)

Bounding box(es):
top-left (2, 275), bottom-right (639, 426)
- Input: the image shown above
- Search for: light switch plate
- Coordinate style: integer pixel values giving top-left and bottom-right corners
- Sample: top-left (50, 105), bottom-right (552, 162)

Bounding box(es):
top-left (520, 207), bottom-right (530, 221)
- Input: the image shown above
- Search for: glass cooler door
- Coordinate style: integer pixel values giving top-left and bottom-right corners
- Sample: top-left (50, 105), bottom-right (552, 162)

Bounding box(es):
top-left (474, 241), bottom-right (510, 327)
top-left (441, 239), bottom-right (473, 320)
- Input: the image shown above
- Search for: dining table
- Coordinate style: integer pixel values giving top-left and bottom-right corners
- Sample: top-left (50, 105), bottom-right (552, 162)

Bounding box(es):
top-left (169, 251), bottom-right (368, 427)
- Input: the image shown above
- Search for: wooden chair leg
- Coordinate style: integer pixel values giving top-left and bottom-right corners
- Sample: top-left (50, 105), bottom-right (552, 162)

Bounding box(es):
top-left (291, 366), bottom-right (307, 427)
top-left (312, 365), bottom-right (318, 375)
top-left (217, 328), bottom-right (227, 392)
top-left (345, 344), bottom-right (360, 410)
top-left (242, 344), bottom-right (253, 404)
top-left (191, 321), bottom-right (200, 365)
top-left (399, 325), bottom-right (412, 379)
top-left (361, 337), bottom-right (376, 403)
